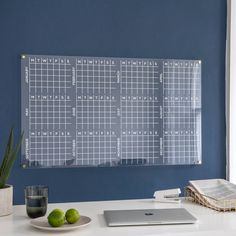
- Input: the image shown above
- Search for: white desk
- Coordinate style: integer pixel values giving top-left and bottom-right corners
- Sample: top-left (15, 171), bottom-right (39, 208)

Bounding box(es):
top-left (1, 199), bottom-right (236, 235)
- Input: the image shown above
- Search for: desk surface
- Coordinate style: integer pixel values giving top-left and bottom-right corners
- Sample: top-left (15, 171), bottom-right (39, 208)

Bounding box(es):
top-left (1, 199), bottom-right (236, 235)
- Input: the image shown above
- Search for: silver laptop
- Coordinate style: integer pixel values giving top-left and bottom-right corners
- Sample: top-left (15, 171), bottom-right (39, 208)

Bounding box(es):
top-left (104, 208), bottom-right (197, 227)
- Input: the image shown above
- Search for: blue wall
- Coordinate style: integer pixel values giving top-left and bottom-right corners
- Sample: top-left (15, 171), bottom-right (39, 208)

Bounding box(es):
top-left (0, 0), bottom-right (226, 204)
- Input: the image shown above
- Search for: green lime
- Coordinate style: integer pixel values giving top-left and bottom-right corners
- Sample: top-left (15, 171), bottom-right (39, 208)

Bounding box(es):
top-left (47, 209), bottom-right (65, 227)
top-left (65, 209), bottom-right (80, 224)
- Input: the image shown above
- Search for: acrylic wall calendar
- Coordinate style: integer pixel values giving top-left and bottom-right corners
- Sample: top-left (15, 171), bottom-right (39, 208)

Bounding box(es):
top-left (21, 55), bottom-right (201, 168)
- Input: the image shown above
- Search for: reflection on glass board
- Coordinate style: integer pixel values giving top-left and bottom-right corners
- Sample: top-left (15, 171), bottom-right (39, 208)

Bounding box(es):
top-left (21, 55), bottom-right (201, 168)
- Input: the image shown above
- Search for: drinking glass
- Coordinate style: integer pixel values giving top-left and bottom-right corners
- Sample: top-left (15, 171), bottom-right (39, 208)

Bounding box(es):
top-left (24, 185), bottom-right (48, 218)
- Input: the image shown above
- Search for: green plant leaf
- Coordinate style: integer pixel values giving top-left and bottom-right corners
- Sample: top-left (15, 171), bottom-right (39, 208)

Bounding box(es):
top-left (1, 132), bottom-right (23, 179)
top-left (0, 128), bottom-right (14, 176)
top-left (0, 129), bottom-right (23, 189)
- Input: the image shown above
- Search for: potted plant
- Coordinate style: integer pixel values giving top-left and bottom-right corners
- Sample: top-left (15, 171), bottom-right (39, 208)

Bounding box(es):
top-left (0, 128), bottom-right (23, 216)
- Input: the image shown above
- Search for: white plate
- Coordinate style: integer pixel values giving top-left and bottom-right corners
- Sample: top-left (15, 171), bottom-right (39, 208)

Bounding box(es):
top-left (30, 215), bottom-right (91, 231)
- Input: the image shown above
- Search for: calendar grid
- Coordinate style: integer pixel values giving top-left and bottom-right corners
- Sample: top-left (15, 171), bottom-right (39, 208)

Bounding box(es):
top-left (75, 59), bottom-right (118, 166)
top-left (163, 60), bottom-right (201, 164)
top-left (22, 55), bottom-right (201, 168)
top-left (27, 57), bottom-right (73, 167)
top-left (120, 60), bottom-right (160, 165)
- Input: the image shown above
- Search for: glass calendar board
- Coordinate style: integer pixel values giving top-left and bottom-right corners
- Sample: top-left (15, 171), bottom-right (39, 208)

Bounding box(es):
top-left (21, 55), bottom-right (201, 168)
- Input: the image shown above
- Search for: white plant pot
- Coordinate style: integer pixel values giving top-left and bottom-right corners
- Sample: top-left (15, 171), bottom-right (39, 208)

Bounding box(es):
top-left (0, 185), bottom-right (13, 217)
